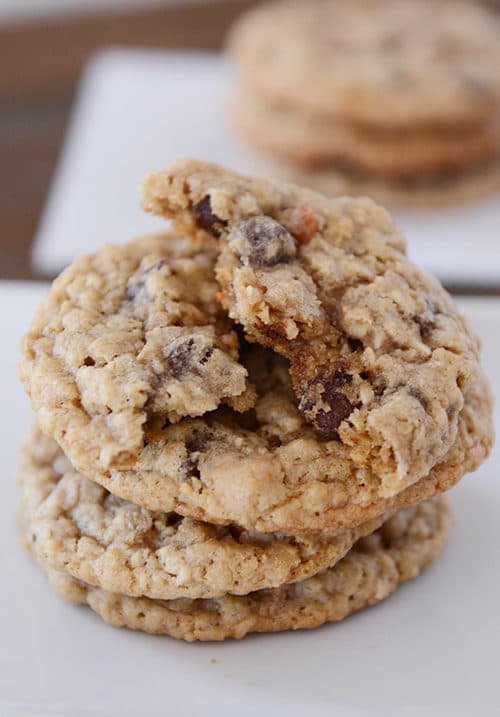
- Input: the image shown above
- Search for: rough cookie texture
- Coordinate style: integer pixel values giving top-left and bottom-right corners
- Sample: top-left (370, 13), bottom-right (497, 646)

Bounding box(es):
top-left (18, 232), bottom-right (254, 473)
top-left (228, 0), bottom-right (500, 128)
top-left (142, 161), bottom-right (492, 506)
top-left (18, 301), bottom-right (492, 535)
top-left (27, 498), bottom-right (452, 641)
top-left (19, 425), bottom-right (387, 599)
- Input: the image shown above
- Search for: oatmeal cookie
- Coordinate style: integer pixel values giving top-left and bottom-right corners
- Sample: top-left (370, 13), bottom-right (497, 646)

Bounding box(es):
top-left (19, 424), bottom-right (386, 599)
top-left (27, 498), bottom-right (451, 641)
top-left (142, 160), bottom-right (492, 503)
top-left (19, 164), bottom-right (493, 534)
top-left (228, 0), bottom-right (500, 128)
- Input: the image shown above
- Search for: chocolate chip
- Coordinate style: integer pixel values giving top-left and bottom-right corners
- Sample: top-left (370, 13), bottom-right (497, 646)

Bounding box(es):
top-left (300, 366), bottom-right (355, 437)
top-left (415, 316), bottom-right (436, 339)
top-left (192, 196), bottom-right (227, 237)
top-left (228, 524), bottom-right (245, 541)
top-left (180, 430), bottom-right (212, 482)
top-left (304, 363), bottom-right (352, 400)
top-left (165, 335), bottom-right (214, 379)
top-left (313, 394), bottom-right (354, 436)
top-left (372, 381), bottom-right (386, 397)
top-left (165, 514), bottom-right (183, 528)
top-left (325, 361), bottom-right (353, 392)
top-left (230, 216), bottom-right (296, 267)
top-left (185, 431), bottom-right (211, 454)
top-left (347, 337), bottom-right (363, 352)
top-left (126, 284), bottom-right (142, 300)
top-left (180, 456), bottom-right (200, 482)
top-left (257, 321), bottom-right (287, 340)
top-left (126, 260), bottom-right (167, 300)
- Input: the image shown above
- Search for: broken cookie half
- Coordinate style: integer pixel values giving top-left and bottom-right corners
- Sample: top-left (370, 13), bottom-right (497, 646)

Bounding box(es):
top-left (142, 160), bottom-right (492, 500)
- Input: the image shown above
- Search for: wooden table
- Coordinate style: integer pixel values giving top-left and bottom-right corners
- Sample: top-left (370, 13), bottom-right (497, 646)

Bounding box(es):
top-left (1, 0), bottom-right (498, 294)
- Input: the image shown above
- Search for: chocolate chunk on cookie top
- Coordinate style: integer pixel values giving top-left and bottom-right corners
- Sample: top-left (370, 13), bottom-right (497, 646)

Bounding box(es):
top-left (142, 160), bottom-right (488, 500)
top-left (18, 233), bottom-right (252, 471)
top-left (229, 216), bottom-right (297, 266)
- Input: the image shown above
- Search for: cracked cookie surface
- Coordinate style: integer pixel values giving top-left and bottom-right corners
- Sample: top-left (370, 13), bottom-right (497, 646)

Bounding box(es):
top-left (18, 424), bottom-right (386, 599)
top-left (26, 498), bottom-right (452, 641)
top-left (142, 160), bottom-right (492, 509)
top-left (18, 232), bottom-right (254, 475)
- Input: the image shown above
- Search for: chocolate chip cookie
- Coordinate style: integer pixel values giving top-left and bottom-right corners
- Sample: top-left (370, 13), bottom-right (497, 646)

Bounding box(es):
top-left (19, 163), bottom-right (493, 535)
top-left (142, 160), bottom-right (493, 504)
top-left (229, 0), bottom-right (500, 128)
top-left (227, 0), bottom-right (500, 206)
top-left (25, 498), bottom-right (452, 641)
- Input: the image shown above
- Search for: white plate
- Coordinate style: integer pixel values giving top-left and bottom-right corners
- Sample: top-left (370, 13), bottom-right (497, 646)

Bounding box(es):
top-left (32, 48), bottom-right (500, 286)
top-left (0, 282), bottom-right (499, 716)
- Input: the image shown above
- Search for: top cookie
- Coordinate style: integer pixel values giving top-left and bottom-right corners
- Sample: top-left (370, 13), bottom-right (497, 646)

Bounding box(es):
top-left (143, 160), bottom-right (490, 501)
top-left (228, 0), bottom-right (500, 128)
top-left (19, 162), bottom-right (493, 534)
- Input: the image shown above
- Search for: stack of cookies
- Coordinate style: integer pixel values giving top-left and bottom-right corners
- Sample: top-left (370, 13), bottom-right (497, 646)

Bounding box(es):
top-left (228, 0), bottom-right (500, 208)
top-left (17, 160), bottom-right (493, 641)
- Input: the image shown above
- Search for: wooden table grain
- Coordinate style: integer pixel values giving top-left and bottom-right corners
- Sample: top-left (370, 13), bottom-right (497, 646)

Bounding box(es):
top-left (1, 0), bottom-right (499, 293)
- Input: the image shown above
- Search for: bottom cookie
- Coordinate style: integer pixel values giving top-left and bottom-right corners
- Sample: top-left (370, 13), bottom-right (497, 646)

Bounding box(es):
top-left (29, 498), bottom-right (451, 642)
top-left (256, 155), bottom-right (500, 210)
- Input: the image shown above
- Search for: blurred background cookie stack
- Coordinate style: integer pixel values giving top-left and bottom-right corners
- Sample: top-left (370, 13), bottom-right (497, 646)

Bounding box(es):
top-left (16, 160), bottom-right (493, 641)
top-left (228, 0), bottom-right (500, 208)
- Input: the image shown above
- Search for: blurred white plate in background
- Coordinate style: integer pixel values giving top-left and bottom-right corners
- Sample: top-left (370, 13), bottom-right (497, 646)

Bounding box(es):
top-left (1, 283), bottom-right (499, 716)
top-left (32, 48), bottom-right (500, 285)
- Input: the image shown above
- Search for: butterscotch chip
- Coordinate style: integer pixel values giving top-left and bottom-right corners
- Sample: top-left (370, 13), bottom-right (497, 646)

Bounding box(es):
top-left (26, 498), bottom-right (452, 641)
